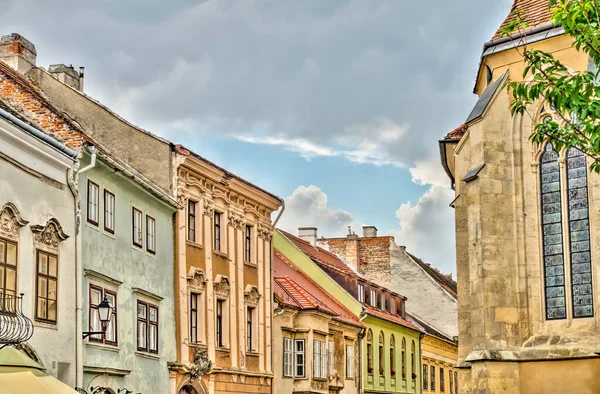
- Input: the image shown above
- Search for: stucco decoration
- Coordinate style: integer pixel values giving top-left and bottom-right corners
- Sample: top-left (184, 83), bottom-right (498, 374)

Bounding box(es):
top-left (244, 285), bottom-right (261, 308)
top-left (213, 275), bottom-right (230, 299)
top-left (189, 347), bottom-right (212, 383)
top-left (187, 268), bottom-right (207, 293)
top-left (257, 223), bottom-right (273, 242)
top-left (227, 210), bottom-right (245, 230)
top-left (203, 198), bottom-right (214, 218)
top-left (0, 202), bottom-right (28, 240)
top-left (31, 218), bottom-right (69, 249)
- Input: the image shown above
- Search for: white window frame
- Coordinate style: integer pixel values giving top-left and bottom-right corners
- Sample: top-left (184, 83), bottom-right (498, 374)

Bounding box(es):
top-left (87, 180), bottom-right (99, 225)
top-left (284, 337), bottom-right (293, 377)
top-left (358, 283), bottom-right (364, 303)
top-left (295, 339), bottom-right (305, 377)
top-left (313, 339), bottom-right (327, 378)
top-left (103, 189), bottom-right (115, 233)
top-left (370, 289), bottom-right (377, 307)
top-left (132, 207), bottom-right (143, 248)
top-left (146, 215), bottom-right (156, 254)
top-left (328, 340), bottom-right (335, 376)
top-left (346, 344), bottom-right (355, 378)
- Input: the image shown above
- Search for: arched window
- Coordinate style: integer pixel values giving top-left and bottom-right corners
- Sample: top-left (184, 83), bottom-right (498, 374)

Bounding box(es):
top-left (411, 341), bottom-right (416, 380)
top-left (401, 337), bottom-right (406, 379)
top-left (367, 329), bottom-right (373, 375)
top-left (390, 335), bottom-right (396, 377)
top-left (378, 332), bottom-right (384, 376)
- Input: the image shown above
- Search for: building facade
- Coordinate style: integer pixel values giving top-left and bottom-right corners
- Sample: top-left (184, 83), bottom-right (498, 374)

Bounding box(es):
top-left (439, 1), bottom-right (600, 393)
top-left (275, 229), bottom-right (424, 394)
top-left (0, 98), bottom-right (78, 385)
top-left (169, 145), bottom-right (283, 394)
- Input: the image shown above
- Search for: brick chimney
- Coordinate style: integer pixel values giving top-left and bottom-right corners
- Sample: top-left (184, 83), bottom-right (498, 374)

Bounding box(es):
top-left (0, 33), bottom-right (37, 75)
top-left (362, 225), bottom-right (378, 238)
top-left (48, 64), bottom-right (84, 91)
top-left (298, 227), bottom-right (318, 246)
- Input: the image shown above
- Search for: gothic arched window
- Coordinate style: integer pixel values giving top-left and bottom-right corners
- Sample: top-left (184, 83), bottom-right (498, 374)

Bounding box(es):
top-left (401, 337), bottom-right (406, 379)
top-left (390, 335), bottom-right (396, 377)
top-left (367, 329), bottom-right (373, 375)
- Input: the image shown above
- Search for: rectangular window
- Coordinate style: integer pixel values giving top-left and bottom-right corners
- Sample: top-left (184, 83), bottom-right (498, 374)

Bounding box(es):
top-left (328, 340), bottom-right (334, 376)
top-left (190, 293), bottom-right (199, 343)
top-left (188, 200), bottom-right (196, 242)
top-left (132, 207), bottom-right (143, 247)
top-left (216, 300), bottom-right (223, 347)
top-left (284, 338), bottom-right (293, 377)
top-left (367, 343), bottom-right (373, 373)
top-left (313, 340), bottom-right (327, 378)
top-left (104, 190), bottom-right (115, 233)
top-left (440, 367), bottom-right (445, 392)
top-left (357, 283), bottom-right (364, 303)
top-left (423, 364), bottom-right (428, 389)
top-left (346, 345), bottom-right (354, 378)
top-left (370, 289), bottom-right (376, 307)
top-left (431, 365), bottom-right (436, 391)
top-left (381, 293), bottom-right (386, 311)
top-left (89, 285), bottom-right (117, 345)
top-left (214, 212), bottom-right (221, 251)
top-left (247, 307), bottom-right (254, 352)
top-left (87, 180), bottom-right (99, 225)
top-left (390, 297), bottom-right (397, 314)
top-left (137, 300), bottom-right (159, 353)
top-left (450, 370), bottom-right (454, 393)
top-left (295, 339), bottom-right (305, 377)
top-left (454, 371), bottom-right (458, 393)
top-left (379, 341), bottom-right (384, 376)
top-left (0, 239), bottom-right (17, 298)
top-left (35, 250), bottom-right (58, 324)
top-left (146, 215), bottom-right (156, 254)
top-left (245, 225), bottom-right (252, 262)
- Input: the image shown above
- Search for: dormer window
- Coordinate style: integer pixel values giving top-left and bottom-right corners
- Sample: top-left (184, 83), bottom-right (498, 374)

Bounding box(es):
top-left (381, 293), bottom-right (386, 311)
top-left (369, 289), bottom-right (376, 307)
top-left (358, 283), bottom-right (365, 303)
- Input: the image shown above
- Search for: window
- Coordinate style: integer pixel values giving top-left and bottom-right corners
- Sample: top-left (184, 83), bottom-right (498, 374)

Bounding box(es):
top-left (104, 190), bottom-right (115, 233)
top-left (284, 338), bottom-right (293, 377)
top-left (401, 338), bottom-right (406, 379)
top-left (132, 207), bottom-right (142, 247)
top-left (411, 341), bottom-right (416, 379)
top-left (378, 332), bottom-right (384, 376)
top-left (390, 335), bottom-right (396, 377)
top-left (87, 180), bottom-right (99, 225)
top-left (0, 239), bottom-right (17, 298)
top-left (295, 339), bottom-right (305, 377)
top-left (146, 215), bottom-right (156, 254)
top-left (358, 283), bottom-right (364, 303)
top-left (190, 293), bottom-right (199, 343)
top-left (440, 367), bottom-right (445, 392)
top-left (367, 330), bottom-right (373, 374)
top-left (390, 297), bottom-right (397, 315)
top-left (381, 293), bottom-right (386, 311)
top-left (213, 212), bottom-right (221, 251)
top-left (423, 364), bottom-right (429, 389)
top-left (245, 225), bottom-right (252, 262)
top-left (328, 340), bottom-right (334, 376)
top-left (346, 345), bottom-right (354, 378)
top-left (247, 307), bottom-right (255, 352)
top-left (450, 370), bottom-right (454, 393)
top-left (188, 201), bottom-right (196, 242)
top-left (89, 285), bottom-right (117, 345)
top-left (431, 365), bottom-right (436, 391)
top-left (454, 371), bottom-right (458, 393)
top-left (216, 300), bottom-right (224, 347)
top-left (370, 289), bottom-right (376, 307)
top-left (313, 340), bottom-right (327, 378)
top-left (35, 250), bottom-right (58, 323)
top-left (137, 300), bottom-right (158, 353)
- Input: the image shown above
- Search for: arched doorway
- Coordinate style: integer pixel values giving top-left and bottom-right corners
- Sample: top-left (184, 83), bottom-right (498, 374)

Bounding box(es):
top-left (179, 385), bottom-right (198, 394)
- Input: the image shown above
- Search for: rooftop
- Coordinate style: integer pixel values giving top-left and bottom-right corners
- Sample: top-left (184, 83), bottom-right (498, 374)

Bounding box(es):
top-left (493, 0), bottom-right (554, 40)
top-left (406, 252), bottom-right (457, 299)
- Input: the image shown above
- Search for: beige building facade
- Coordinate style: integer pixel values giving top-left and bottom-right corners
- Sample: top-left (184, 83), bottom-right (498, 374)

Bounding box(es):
top-left (440, 2), bottom-right (600, 393)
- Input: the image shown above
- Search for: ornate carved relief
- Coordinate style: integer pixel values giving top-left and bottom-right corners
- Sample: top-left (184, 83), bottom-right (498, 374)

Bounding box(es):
top-left (257, 223), bottom-right (273, 242)
top-left (244, 285), bottom-right (261, 308)
top-left (227, 211), bottom-right (245, 230)
top-left (187, 268), bottom-right (207, 293)
top-left (189, 347), bottom-right (212, 382)
top-left (0, 202), bottom-right (28, 240)
top-left (203, 198), bottom-right (214, 218)
top-left (31, 218), bottom-right (68, 249)
top-left (213, 275), bottom-right (230, 299)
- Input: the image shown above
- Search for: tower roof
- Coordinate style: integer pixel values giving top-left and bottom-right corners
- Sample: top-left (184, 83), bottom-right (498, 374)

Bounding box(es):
top-left (493, 0), bottom-right (554, 40)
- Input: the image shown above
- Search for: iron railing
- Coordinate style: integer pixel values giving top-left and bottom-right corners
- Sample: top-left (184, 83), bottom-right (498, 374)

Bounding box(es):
top-left (0, 293), bottom-right (34, 345)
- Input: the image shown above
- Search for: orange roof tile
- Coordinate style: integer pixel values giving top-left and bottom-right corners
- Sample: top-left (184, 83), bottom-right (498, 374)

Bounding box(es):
top-left (493, 0), bottom-right (555, 40)
top-left (445, 124), bottom-right (468, 140)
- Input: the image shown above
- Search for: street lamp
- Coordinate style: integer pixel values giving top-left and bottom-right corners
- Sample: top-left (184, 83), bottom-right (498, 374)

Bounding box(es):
top-left (83, 297), bottom-right (113, 339)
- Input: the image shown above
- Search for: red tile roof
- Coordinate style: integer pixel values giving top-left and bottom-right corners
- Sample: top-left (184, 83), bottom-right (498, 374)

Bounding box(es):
top-left (493, 0), bottom-right (555, 40)
top-left (407, 252), bottom-right (457, 299)
top-left (445, 124), bottom-right (468, 140)
top-left (274, 251), bottom-right (362, 327)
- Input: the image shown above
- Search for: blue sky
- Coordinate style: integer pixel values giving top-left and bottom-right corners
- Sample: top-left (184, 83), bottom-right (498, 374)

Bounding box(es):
top-left (4, 0), bottom-right (514, 273)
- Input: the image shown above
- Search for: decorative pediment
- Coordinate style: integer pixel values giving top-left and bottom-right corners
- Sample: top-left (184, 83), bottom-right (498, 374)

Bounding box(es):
top-left (31, 218), bottom-right (69, 248)
top-left (187, 268), bottom-right (207, 293)
top-left (244, 285), bottom-right (261, 308)
top-left (257, 223), bottom-right (273, 242)
top-left (0, 202), bottom-right (28, 240)
top-left (213, 275), bottom-right (230, 299)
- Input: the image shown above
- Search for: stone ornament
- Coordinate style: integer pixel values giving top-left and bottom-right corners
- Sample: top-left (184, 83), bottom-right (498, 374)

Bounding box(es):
top-left (203, 199), bottom-right (214, 218)
top-left (189, 347), bottom-right (212, 382)
top-left (213, 275), bottom-right (230, 299)
top-left (257, 223), bottom-right (273, 242)
top-left (227, 211), bottom-right (245, 230)
top-left (0, 202), bottom-right (28, 240)
top-left (187, 268), bottom-right (207, 293)
top-left (31, 218), bottom-right (69, 248)
top-left (244, 285), bottom-right (261, 308)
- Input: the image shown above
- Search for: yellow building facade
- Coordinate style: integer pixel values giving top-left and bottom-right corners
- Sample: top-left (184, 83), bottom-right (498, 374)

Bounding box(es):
top-left (440, 1), bottom-right (600, 393)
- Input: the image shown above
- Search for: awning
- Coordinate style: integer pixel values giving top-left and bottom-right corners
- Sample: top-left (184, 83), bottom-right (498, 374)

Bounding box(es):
top-left (0, 346), bottom-right (78, 394)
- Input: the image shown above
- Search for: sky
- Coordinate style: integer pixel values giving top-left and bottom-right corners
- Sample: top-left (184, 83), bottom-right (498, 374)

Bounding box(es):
top-left (3, 0), bottom-right (513, 274)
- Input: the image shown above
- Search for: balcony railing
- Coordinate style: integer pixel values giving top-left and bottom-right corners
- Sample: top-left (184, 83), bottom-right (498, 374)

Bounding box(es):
top-left (0, 293), bottom-right (34, 345)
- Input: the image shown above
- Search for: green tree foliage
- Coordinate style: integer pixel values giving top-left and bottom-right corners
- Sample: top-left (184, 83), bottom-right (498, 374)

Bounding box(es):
top-left (501, 0), bottom-right (600, 171)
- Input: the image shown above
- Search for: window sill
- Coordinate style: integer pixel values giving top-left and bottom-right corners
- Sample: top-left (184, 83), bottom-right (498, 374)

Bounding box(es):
top-left (246, 351), bottom-right (260, 357)
top-left (135, 351), bottom-right (160, 360)
top-left (103, 230), bottom-right (116, 239)
top-left (213, 250), bottom-right (229, 260)
top-left (244, 261), bottom-right (257, 268)
top-left (189, 343), bottom-right (207, 349)
top-left (313, 377), bottom-right (328, 382)
top-left (186, 240), bottom-right (204, 249)
top-left (293, 377), bottom-right (309, 381)
top-left (216, 347), bottom-right (231, 353)
top-left (33, 320), bottom-right (58, 330)
top-left (87, 342), bottom-right (120, 353)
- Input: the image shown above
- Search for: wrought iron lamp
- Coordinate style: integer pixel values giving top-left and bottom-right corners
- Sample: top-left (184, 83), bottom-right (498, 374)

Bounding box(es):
top-left (82, 297), bottom-right (113, 339)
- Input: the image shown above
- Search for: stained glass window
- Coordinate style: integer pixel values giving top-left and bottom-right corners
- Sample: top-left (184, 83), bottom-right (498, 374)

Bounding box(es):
top-left (540, 143), bottom-right (567, 320)
top-left (566, 148), bottom-right (593, 318)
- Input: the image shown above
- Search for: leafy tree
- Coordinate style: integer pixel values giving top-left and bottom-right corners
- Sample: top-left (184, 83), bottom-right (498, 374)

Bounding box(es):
top-left (501, 0), bottom-right (600, 171)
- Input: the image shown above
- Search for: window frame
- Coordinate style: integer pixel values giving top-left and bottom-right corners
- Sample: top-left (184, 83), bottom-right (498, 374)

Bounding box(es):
top-left (369, 289), bottom-right (377, 307)
top-left (283, 337), bottom-right (294, 377)
top-left (431, 365), bottom-right (436, 391)
top-left (294, 339), bottom-right (306, 378)
top-left (346, 344), bottom-right (355, 378)
top-left (247, 306), bottom-right (255, 352)
top-left (378, 332), bottom-right (384, 376)
top-left (103, 189), bottom-right (115, 234)
top-left (0, 238), bottom-right (18, 298)
top-left (146, 215), bottom-right (156, 254)
top-left (188, 200), bottom-right (196, 242)
top-left (213, 211), bottom-right (221, 251)
top-left (423, 364), bottom-right (429, 390)
top-left (190, 293), bottom-right (199, 344)
top-left (245, 224), bottom-right (252, 262)
top-left (89, 284), bottom-right (118, 346)
top-left (440, 367), bottom-right (445, 392)
top-left (132, 207), bottom-right (143, 248)
top-left (328, 340), bottom-right (334, 376)
top-left (357, 283), bottom-right (364, 303)
top-left (313, 339), bottom-right (327, 379)
top-left (137, 300), bottom-right (159, 353)
top-left (87, 180), bottom-right (99, 226)
top-left (35, 250), bottom-right (58, 324)
top-left (216, 299), bottom-right (224, 348)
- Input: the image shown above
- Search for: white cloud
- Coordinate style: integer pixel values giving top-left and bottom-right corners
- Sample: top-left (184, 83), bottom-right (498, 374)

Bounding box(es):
top-left (409, 156), bottom-right (453, 188)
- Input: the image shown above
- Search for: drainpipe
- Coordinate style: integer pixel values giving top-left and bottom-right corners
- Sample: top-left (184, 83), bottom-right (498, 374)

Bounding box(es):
top-left (270, 199), bottom-right (285, 388)
top-left (67, 146), bottom-right (96, 388)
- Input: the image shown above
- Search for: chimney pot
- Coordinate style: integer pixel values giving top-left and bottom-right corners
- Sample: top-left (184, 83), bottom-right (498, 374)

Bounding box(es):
top-left (298, 227), bottom-right (318, 246)
top-left (362, 225), bottom-right (378, 238)
top-left (49, 64), bottom-right (84, 91)
top-left (0, 33), bottom-right (37, 75)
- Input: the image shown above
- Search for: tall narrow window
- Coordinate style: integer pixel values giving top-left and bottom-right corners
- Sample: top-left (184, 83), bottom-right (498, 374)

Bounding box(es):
top-left (214, 212), bottom-right (221, 251)
top-left (295, 339), bottom-right (305, 377)
top-left (146, 215), bottom-right (156, 254)
top-left (378, 332), bottom-right (384, 376)
top-left (132, 207), bottom-right (143, 248)
top-left (0, 239), bottom-right (17, 298)
top-left (188, 201), bottom-right (196, 242)
top-left (411, 341), bottom-right (416, 380)
top-left (89, 285), bottom-right (117, 345)
top-left (104, 190), bottom-right (115, 233)
top-left (440, 367), bottom-right (445, 392)
top-left (454, 371), bottom-right (458, 393)
top-left (137, 301), bottom-right (158, 353)
top-left (566, 147), bottom-right (593, 318)
top-left (148, 305), bottom-right (158, 353)
top-left (216, 300), bottom-right (223, 347)
top-left (401, 338), bottom-right (406, 379)
top-left (390, 335), bottom-right (396, 377)
top-left (381, 293), bottom-right (386, 311)
top-left (423, 364), bottom-right (429, 389)
top-left (370, 289), bottom-right (376, 307)
top-left (540, 142), bottom-right (567, 320)
top-left (87, 180), bottom-right (99, 225)
top-left (313, 340), bottom-right (327, 378)
top-left (247, 307), bottom-right (254, 352)
top-left (431, 365), bottom-right (436, 391)
top-left (190, 293), bottom-right (199, 343)
top-left (284, 338), bottom-right (293, 377)
top-left (358, 283), bottom-right (364, 303)
top-left (367, 330), bottom-right (373, 374)
top-left (35, 250), bottom-right (58, 324)
top-left (450, 370), bottom-right (454, 393)
top-left (245, 225), bottom-right (252, 262)
top-left (328, 340), bottom-right (334, 376)
top-left (346, 345), bottom-right (354, 378)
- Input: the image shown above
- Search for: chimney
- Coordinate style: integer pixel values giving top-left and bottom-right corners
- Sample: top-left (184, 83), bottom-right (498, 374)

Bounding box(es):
top-left (49, 64), bottom-right (84, 91)
top-left (362, 225), bottom-right (378, 238)
top-left (0, 33), bottom-right (37, 75)
top-left (298, 227), bottom-right (318, 246)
